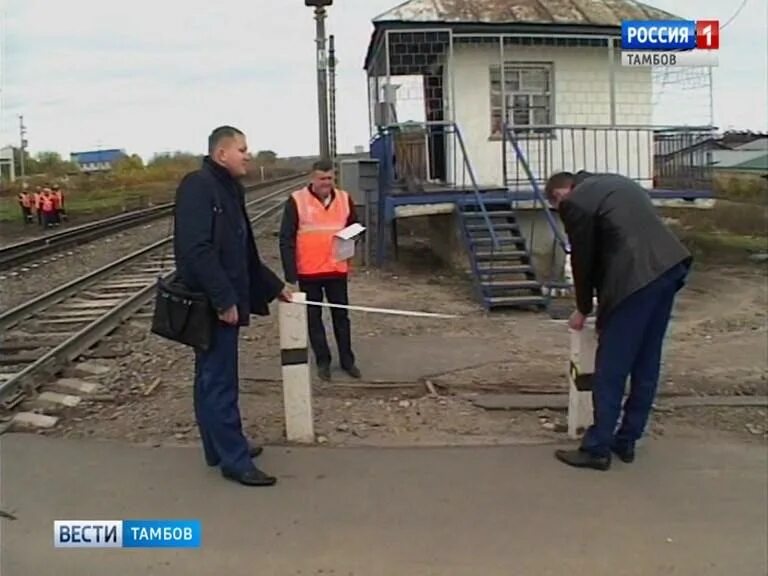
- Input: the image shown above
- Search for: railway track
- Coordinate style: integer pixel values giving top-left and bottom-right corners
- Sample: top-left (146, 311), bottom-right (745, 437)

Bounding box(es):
top-left (0, 178), bottom-right (299, 420)
top-left (0, 173), bottom-right (301, 272)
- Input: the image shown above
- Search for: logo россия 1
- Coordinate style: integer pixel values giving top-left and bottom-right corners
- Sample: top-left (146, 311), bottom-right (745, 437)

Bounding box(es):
top-left (620, 20), bottom-right (719, 67)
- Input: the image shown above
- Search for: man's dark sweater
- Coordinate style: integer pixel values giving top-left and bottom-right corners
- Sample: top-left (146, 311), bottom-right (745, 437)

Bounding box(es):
top-left (278, 186), bottom-right (358, 284)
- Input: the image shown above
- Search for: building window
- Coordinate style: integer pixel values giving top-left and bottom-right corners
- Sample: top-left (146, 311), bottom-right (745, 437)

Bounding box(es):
top-left (490, 63), bottom-right (553, 137)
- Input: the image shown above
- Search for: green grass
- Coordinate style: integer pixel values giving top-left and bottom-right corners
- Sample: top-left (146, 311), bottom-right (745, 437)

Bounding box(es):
top-left (713, 172), bottom-right (768, 205)
top-left (0, 187), bottom-right (175, 223)
top-left (676, 229), bottom-right (766, 264)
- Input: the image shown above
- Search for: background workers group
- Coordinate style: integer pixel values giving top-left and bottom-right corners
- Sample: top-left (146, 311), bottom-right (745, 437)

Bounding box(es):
top-left (17, 184), bottom-right (66, 227)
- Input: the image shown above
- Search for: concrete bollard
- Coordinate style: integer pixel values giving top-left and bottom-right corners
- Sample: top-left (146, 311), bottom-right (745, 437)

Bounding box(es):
top-left (278, 291), bottom-right (314, 443)
top-left (568, 322), bottom-right (597, 439)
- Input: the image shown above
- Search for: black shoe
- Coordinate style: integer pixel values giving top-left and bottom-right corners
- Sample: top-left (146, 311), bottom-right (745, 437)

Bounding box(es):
top-left (318, 364), bottom-right (331, 381)
top-left (555, 448), bottom-right (611, 471)
top-left (611, 443), bottom-right (635, 463)
top-left (343, 365), bottom-right (361, 379)
top-left (222, 467), bottom-right (277, 486)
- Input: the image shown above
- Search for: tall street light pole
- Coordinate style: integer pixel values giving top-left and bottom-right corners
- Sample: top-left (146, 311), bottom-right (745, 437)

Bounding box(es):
top-left (306, 0), bottom-right (332, 161)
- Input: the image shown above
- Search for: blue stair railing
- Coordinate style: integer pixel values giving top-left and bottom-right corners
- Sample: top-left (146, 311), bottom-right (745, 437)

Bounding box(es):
top-left (371, 121), bottom-right (502, 255)
top-left (502, 123), bottom-right (572, 298)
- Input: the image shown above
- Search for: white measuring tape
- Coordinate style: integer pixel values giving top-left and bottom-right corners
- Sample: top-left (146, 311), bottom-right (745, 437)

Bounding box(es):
top-left (295, 299), bottom-right (460, 319)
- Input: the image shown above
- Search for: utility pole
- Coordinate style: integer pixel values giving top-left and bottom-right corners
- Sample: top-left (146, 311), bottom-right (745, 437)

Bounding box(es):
top-left (329, 34), bottom-right (337, 162)
top-left (18, 114), bottom-right (27, 188)
top-left (306, 0), bottom-right (332, 161)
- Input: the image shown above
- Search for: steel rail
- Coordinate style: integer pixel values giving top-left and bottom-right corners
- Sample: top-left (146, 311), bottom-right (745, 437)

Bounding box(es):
top-left (0, 179), bottom-right (298, 407)
top-left (0, 173), bottom-right (301, 271)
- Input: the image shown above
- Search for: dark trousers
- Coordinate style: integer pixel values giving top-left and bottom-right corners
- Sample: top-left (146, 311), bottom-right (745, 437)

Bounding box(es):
top-left (299, 277), bottom-right (355, 369)
top-left (193, 323), bottom-right (252, 474)
top-left (581, 262), bottom-right (689, 457)
top-left (21, 206), bottom-right (31, 223)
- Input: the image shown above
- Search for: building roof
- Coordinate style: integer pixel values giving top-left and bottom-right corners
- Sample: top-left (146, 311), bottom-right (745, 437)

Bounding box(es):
top-left (373, 0), bottom-right (680, 26)
top-left (70, 149), bottom-right (125, 164)
top-left (733, 138), bottom-right (768, 152)
top-left (711, 150), bottom-right (768, 170)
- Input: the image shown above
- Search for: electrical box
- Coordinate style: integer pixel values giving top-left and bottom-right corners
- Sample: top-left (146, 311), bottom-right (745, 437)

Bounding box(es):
top-left (338, 158), bottom-right (379, 207)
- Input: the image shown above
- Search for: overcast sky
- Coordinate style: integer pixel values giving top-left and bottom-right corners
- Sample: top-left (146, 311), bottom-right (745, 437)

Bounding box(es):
top-left (0, 0), bottom-right (765, 161)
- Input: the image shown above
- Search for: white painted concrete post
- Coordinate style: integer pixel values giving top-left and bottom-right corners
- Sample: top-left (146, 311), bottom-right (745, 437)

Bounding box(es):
top-left (567, 321), bottom-right (597, 439)
top-left (279, 291), bottom-right (314, 443)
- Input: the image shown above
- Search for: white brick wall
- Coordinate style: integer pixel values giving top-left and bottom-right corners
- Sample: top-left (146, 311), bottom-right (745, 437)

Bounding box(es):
top-left (447, 42), bottom-right (653, 187)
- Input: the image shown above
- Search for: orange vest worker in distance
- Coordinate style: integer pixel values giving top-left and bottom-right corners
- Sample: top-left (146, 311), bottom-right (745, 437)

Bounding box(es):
top-left (17, 191), bottom-right (33, 223)
top-left (279, 159), bottom-right (362, 382)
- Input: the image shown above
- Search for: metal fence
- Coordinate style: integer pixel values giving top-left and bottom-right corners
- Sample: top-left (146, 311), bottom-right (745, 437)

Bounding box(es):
top-left (503, 124), bottom-right (716, 192)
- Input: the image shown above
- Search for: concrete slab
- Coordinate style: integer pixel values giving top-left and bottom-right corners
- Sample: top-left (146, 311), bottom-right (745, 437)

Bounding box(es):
top-left (1, 434), bottom-right (766, 575)
top-left (73, 362), bottom-right (111, 376)
top-left (10, 412), bottom-right (58, 429)
top-left (243, 335), bottom-right (510, 383)
top-left (63, 300), bottom-right (124, 309)
top-left (39, 310), bottom-right (107, 319)
top-left (34, 318), bottom-right (91, 325)
top-left (49, 378), bottom-right (103, 395)
top-left (37, 391), bottom-right (81, 407)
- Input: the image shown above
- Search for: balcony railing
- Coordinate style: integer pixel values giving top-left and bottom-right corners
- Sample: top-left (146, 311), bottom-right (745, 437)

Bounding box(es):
top-left (503, 124), bottom-right (716, 193)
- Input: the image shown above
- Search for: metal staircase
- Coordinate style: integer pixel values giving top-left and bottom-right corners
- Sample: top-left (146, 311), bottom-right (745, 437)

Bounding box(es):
top-left (458, 198), bottom-right (545, 310)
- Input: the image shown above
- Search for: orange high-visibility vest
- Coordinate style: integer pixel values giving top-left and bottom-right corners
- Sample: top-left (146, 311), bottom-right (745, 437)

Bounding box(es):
top-left (33, 192), bottom-right (41, 209)
top-left (293, 187), bottom-right (351, 276)
top-left (18, 192), bottom-right (31, 207)
top-left (41, 194), bottom-right (54, 213)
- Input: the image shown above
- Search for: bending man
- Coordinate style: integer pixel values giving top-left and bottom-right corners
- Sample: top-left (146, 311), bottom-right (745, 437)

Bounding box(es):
top-left (546, 170), bottom-right (692, 470)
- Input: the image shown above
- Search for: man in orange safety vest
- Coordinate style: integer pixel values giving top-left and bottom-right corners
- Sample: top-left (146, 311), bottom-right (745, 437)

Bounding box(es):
top-left (279, 159), bottom-right (362, 382)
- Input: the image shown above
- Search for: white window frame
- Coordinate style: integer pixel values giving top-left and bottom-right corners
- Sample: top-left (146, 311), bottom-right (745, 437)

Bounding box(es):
top-left (490, 62), bottom-right (554, 138)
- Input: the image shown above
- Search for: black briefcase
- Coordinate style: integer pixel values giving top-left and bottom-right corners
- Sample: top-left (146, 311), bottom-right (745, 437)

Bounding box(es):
top-left (150, 274), bottom-right (216, 352)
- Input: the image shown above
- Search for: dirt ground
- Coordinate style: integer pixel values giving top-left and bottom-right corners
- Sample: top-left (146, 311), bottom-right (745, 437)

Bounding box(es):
top-left (26, 214), bottom-right (768, 450)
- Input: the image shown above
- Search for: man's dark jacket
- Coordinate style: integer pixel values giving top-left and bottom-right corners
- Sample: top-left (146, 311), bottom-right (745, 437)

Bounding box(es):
top-left (559, 171), bottom-right (692, 328)
top-left (278, 186), bottom-right (358, 284)
top-left (173, 157), bottom-right (284, 326)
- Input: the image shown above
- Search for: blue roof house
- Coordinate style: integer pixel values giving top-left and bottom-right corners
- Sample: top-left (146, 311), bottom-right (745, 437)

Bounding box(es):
top-left (70, 149), bottom-right (126, 173)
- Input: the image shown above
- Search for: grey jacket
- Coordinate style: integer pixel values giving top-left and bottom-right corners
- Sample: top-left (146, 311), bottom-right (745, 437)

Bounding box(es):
top-left (559, 171), bottom-right (692, 327)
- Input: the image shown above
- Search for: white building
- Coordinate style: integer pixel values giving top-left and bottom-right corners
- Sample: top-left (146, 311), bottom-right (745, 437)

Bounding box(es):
top-left (363, 0), bottom-right (714, 308)
top-left (0, 146), bottom-right (15, 181)
top-left (364, 0), bottom-right (713, 191)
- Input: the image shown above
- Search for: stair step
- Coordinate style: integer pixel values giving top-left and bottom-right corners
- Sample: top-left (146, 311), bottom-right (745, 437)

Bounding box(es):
top-left (481, 280), bottom-right (541, 289)
top-left (474, 250), bottom-right (528, 259)
top-left (486, 295), bottom-right (547, 307)
top-left (476, 265), bottom-right (534, 274)
top-left (462, 210), bottom-right (516, 218)
top-left (465, 223), bottom-right (519, 231)
top-left (469, 236), bottom-right (526, 245)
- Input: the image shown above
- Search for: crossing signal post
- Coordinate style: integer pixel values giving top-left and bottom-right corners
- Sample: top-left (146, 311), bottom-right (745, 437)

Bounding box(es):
top-left (306, 0), bottom-right (333, 161)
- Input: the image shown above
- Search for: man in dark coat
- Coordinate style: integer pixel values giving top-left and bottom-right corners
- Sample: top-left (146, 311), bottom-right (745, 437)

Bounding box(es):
top-left (174, 125), bottom-right (292, 486)
top-left (545, 171), bottom-right (692, 470)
